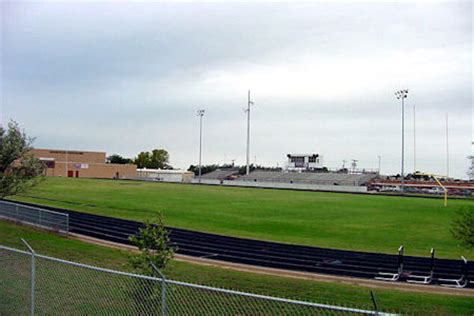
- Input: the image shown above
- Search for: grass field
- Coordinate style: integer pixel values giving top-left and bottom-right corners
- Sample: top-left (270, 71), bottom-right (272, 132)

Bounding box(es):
top-left (9, 177), bottom-right (474, 259)
top-left (1, 221), bottom-right (473, 315)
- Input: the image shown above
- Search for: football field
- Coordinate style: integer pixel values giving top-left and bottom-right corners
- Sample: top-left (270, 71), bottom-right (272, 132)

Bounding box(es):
top-left (9, 177), bottom-right (474, 259)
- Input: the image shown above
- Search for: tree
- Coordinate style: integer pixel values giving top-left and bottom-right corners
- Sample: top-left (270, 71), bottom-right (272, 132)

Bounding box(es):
top-left (451, 207), bottom-right (474, 249)
top-left (107, 154), bottom-right (132, 164)
top-left (150, 149), bottom-right (170, 169)
top-left (128, 214), bottom-right (175, 276)
top-left (238, 164), bottom-right (256, 175)
top-left (188, 164), bottom-right (220, 175)
top-left (134, 149), bottom-right (171, 169)
top-left (127, 214), bottom-right (175, 312)
top-left (0, 121), bottom-right (44, 198)
top-left (134, 151), bottom-right (151, 169)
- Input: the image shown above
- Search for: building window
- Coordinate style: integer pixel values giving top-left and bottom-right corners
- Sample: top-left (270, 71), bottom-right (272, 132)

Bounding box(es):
top-left (291, 157), bottom-right (304, 163)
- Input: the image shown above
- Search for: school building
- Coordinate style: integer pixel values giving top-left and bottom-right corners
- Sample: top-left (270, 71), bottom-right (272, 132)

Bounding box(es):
top-left (31, 148), bottom-right (137, 179)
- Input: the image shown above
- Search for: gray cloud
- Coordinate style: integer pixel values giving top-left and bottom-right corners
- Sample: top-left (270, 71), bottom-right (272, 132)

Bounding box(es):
top-left (1, 1), bottom-right (472, 178)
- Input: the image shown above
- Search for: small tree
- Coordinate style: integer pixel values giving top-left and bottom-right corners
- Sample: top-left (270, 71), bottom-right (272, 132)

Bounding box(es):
top-left (451, 207), bottom-right (474, 249)
top-left (0, 121), bottom-right (44, 198)
top-left (127, 215), bottom-right (175, 312)
top-left (128, 214), bottom-right (175, 276)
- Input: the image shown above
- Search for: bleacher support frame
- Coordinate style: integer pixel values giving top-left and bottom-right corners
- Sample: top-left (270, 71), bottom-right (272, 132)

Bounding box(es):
top-left (407, 248), bottom-right (435, 285)
top-left (375, 245), bottom-right (404, 282)
top-left (439, 256), bottom-right (469, 288)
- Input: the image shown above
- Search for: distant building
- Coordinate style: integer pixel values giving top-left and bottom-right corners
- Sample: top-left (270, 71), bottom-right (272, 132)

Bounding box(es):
top-left (136, 168), bottom-right (194, 183)
top-left (287, 154), bottom-right (324, 171)
top-left (31, 148), bottom-right (136, 179)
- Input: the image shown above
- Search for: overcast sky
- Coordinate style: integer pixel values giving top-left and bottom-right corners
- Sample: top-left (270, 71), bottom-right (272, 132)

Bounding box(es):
top-left (1, 1), bottom-right (473, 178)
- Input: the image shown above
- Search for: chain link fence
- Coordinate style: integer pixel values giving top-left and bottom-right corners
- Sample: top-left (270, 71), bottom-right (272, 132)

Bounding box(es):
top-left (0, 200), bottom-right (69, 233)
top-left (0, 243), bottom-right (395, 315)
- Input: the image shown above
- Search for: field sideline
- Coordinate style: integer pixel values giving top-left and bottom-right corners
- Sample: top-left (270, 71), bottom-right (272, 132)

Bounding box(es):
top-left (9, 177), bottom-right (474, 259)
top-left (1, 220), bottom-right (473, 314)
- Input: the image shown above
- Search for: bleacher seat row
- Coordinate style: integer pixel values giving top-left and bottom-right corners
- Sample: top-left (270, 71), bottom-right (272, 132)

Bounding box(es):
top-left (238, 171), bottom-right (377, 186)
top-left (376, 246), bottom-right (471, 288)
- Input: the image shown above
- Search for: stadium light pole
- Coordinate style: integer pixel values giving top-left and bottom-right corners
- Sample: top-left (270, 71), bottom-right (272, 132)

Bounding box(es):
top-left (197, 109), bottom-right (205, 183)
top-left (413, 104), bottom-right (416, 173)
top-left (446, 113), bottom-right (449, 178)
top-left (378, 155), bottom-right (381, 175)
top-left (395, 89), bottom-right (408, 193)
top-left (245, 90), bottom-right (254, 175)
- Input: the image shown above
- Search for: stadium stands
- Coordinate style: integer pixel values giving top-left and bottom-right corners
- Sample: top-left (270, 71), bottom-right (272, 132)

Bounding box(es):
top-left (201, 169), bottom-right (240, 181)
top-left (238, 171), bottom-right (377, 186)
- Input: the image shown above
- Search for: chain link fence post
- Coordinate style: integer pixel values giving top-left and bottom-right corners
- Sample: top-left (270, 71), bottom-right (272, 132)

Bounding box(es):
top-left (21, 239), bottom-right (36, 316)
top-left (151, 262), bottom-right (167, 316)
top-left (370, 291), bottom-right (379, 316)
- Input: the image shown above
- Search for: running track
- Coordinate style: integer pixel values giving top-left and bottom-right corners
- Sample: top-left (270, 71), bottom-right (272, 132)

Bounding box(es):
top-left (8, 200), bottom-right (473, 287)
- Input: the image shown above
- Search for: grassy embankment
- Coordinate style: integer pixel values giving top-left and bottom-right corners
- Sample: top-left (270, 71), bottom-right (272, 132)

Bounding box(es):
top-left (1, 221), bottom-right (473, 315)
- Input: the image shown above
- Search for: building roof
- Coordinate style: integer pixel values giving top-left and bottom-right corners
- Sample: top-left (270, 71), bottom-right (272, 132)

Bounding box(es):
top-left (137, 168), bottom-right (192, 174)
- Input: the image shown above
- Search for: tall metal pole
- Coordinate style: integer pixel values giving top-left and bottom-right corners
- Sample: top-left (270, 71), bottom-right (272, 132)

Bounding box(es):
top-left (446, 113), bottom-right (449, 178)
top-left (378, 155), bottom-right (381, 175)
top-left (395, 89), bottom-right (408, 193)
top-left (197, 110), bottom-right (205, 183)
top-left (401, 96), bottom-right (405, 191)
top-left (413, 104), bottom-right (416, 173)
top-left (245, 90), bottom-right (254, 175)
top-left (65, 149), bottom-right (68, 177)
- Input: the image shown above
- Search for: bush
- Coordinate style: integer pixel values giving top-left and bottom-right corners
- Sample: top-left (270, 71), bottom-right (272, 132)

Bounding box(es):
top-left (128, 214), bottom-right (175, 276)
top-left (451, 207), bottom-right (474, 249)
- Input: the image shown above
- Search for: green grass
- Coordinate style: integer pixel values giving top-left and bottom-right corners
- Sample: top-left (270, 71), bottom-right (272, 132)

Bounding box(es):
top-left (8, 177), bottom-right (474, 259)
top-left (1, 221), bottom-right (473, 315)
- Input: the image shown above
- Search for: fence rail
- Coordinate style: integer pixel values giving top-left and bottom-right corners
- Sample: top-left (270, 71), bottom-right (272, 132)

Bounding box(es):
top-left (0, 200), bottom-right (68, 233)
top-left (0, 243), bottom-right (395, 315)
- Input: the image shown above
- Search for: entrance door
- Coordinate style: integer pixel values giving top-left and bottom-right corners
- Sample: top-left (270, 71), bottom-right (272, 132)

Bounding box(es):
top-left (67, 170), bottom-right (74, 177)
top-left (75, 171), bottom-right (79, 178)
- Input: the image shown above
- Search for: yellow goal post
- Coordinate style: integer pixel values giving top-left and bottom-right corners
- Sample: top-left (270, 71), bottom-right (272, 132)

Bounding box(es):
top-left (414, 172), bottom-right (448, 207)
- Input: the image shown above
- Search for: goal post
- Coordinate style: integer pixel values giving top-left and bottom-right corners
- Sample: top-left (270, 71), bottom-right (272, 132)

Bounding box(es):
top-left (414, 172), bottom-right (448, 207)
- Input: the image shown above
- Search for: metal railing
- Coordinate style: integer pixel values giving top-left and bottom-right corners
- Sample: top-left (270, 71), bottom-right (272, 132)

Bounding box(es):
top-left (0, 200), bottom-right (68, 233)
top-left (0, 243), bottom-right (395, 315)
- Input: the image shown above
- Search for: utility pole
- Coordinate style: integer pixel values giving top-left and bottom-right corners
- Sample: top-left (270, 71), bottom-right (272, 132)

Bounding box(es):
top-left (245, 90), bottom-right (254, 175)
top-left (197, 109), bottom-right (205, 183)
top-left (351, 159), bottom-right (358, 174)
top-left (395, 89), bottom-right (408, 193)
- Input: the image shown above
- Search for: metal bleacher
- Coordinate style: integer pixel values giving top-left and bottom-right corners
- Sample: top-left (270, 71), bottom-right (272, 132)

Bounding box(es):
top-left (201, 169), bottom-right (240, 180)
top-left (238, 171), bottom-right (376, 186)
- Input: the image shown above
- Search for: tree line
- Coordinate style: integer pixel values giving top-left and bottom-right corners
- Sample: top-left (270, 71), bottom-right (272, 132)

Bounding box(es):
top-left (107, 149), bottom-right (172, 169)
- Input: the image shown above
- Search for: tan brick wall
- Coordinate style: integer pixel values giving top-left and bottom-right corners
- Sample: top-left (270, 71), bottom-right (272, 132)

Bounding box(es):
top-left (32, 148), bottom-right (136, 179)
top-left (31, 149), bottom-right (106, 163)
